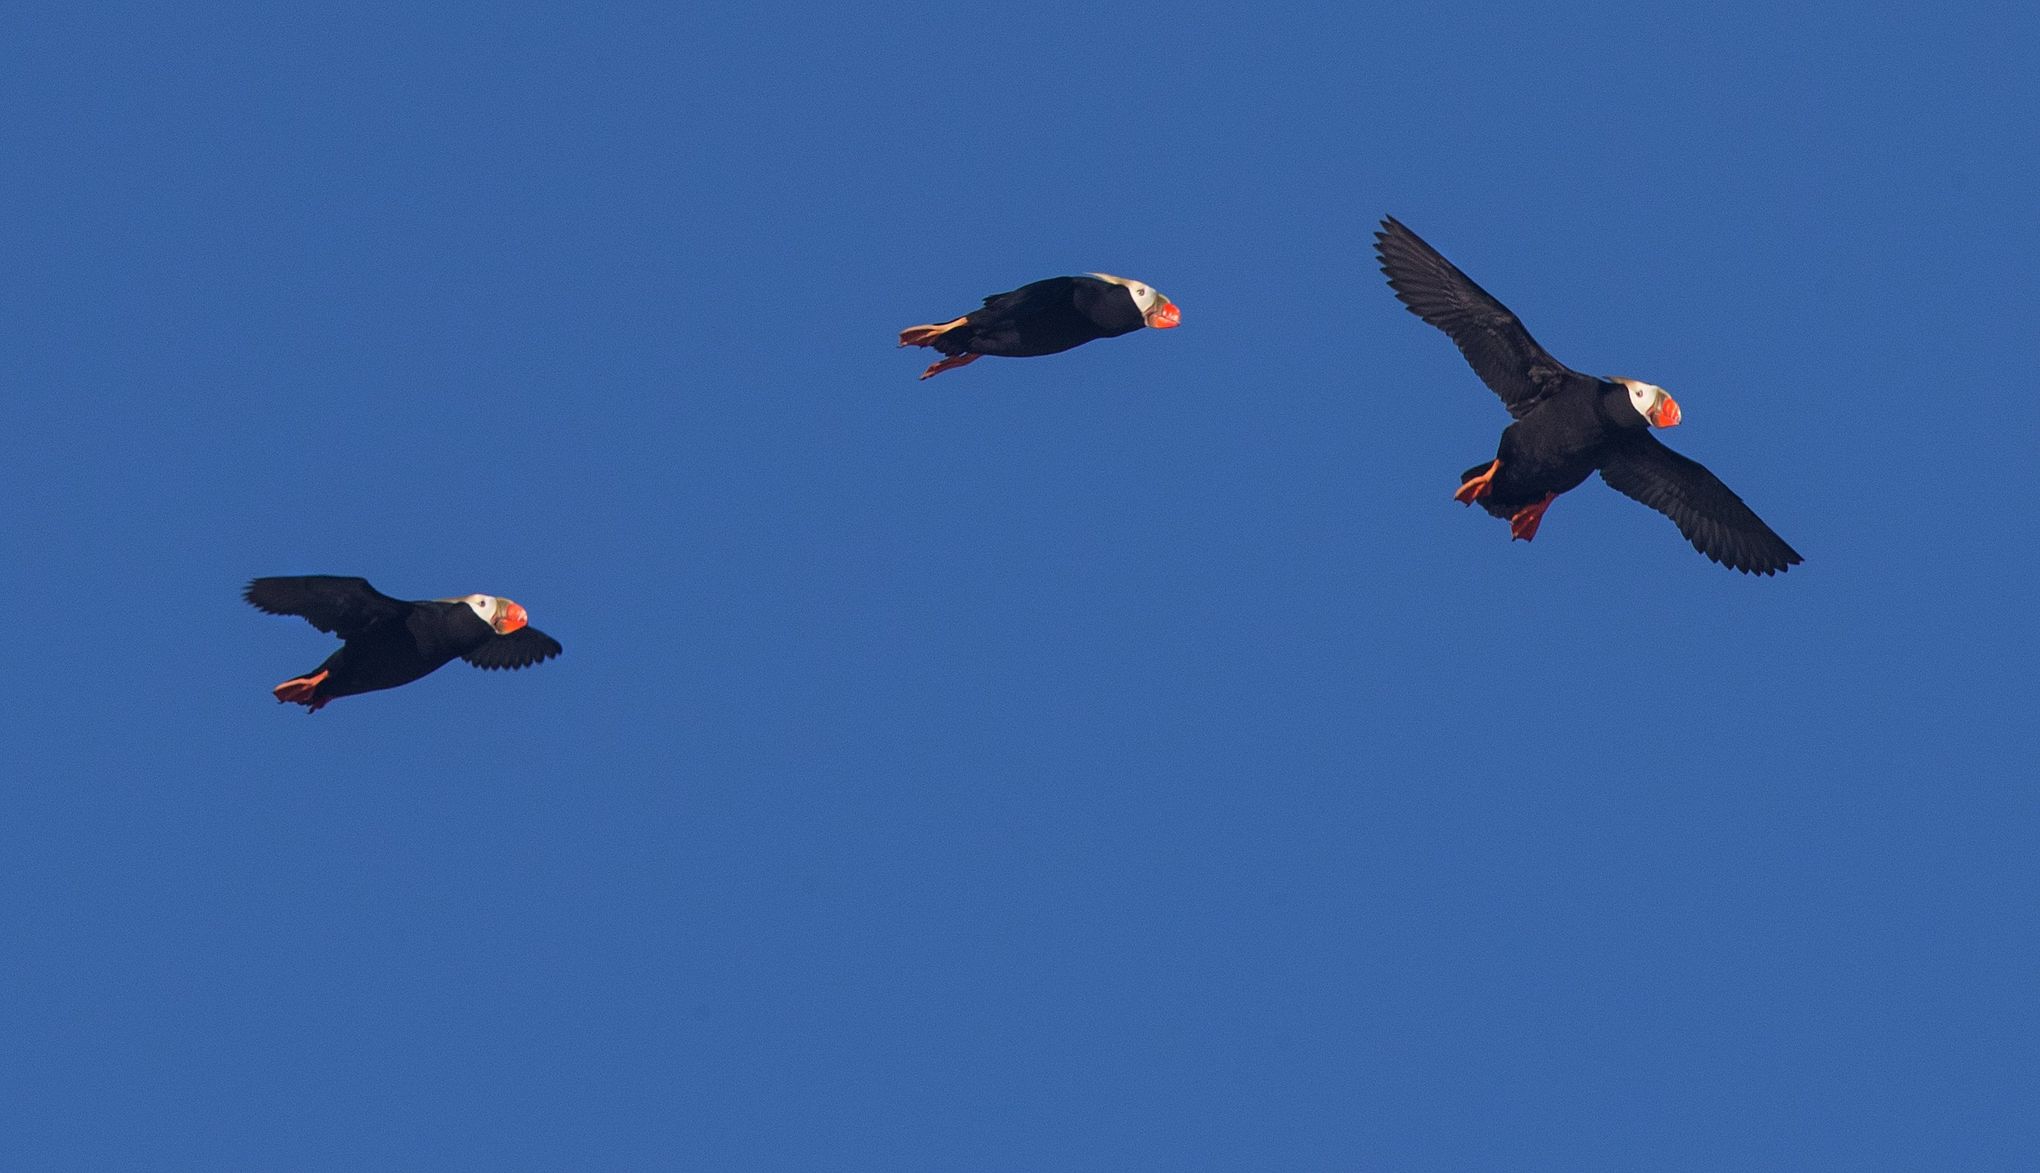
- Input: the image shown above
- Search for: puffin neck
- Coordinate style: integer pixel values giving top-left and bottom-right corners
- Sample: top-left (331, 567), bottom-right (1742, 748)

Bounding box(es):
top-left (1598, 382), bottom-right (1653, 430)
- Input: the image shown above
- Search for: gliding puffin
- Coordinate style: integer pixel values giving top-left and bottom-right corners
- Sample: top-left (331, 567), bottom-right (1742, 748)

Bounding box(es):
top-left (1375, 216), bottom-right (1802, 575)
top-left (245, 575), bottom-right (562, 712)
top-left (899, 273), bottom-right (1180, 379)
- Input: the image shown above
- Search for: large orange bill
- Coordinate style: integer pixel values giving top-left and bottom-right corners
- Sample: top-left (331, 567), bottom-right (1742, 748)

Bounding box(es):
top-left (496, 600), bottom-right (529, 634)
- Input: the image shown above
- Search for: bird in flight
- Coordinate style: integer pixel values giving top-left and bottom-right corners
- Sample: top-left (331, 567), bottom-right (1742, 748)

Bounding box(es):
top-left (1375, 215), bottom-right (1801, 574)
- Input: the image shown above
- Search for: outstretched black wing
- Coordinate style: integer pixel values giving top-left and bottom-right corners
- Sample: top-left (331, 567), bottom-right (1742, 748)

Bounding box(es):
top-left (1599, 434), bottom-right (1803, 575)
top-left (461, 627), bottom-right (563, 671)
top-left (244, 575), bottom-right (413, 637)
top-left (1375, 216), bottom-right (1593, 418)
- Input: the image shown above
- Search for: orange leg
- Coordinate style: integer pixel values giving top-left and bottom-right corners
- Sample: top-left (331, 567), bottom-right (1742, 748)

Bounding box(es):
top-left (273, 669), bottom-right (330, 711)
top-left (1510, 493), bottom-right (1557, 541)
top-left (898, 317), bottom-right (969, 348)
top-left (918, 352), bottom-right (981, 380)
top-left (1455, 460), bottom-right (1500, 505)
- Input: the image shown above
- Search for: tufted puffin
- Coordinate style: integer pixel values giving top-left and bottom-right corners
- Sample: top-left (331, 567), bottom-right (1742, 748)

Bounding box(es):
top-left (245, 575), bottom-right (562, 712)
top-left (1375, 216), bottom-right (1801, 575)
top-left (899, 273), bottom-right (1180, 379)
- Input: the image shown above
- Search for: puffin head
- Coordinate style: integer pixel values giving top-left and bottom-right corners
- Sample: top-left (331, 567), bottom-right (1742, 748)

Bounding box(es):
top-left (449, 593), bottom-right (529, 634)
top-left (1616, 377), bottom-right (1681, 428)
top-left (1088, 272), bottom-right (1180, 329)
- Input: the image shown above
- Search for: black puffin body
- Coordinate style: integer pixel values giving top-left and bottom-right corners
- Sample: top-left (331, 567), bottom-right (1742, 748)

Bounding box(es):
top-left (246, 575), bottom-right (562, 712)
top-left (899, 273), bottom-right (1180, 379)
top-left (1375, 216), bottom-right (1801, 575)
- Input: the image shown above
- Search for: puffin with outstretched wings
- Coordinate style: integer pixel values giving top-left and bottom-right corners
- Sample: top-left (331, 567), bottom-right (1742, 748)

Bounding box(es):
top-left (245, 575), bottom-right (562, 712)
top-left (1375, 215), bottom-right (1801, 575)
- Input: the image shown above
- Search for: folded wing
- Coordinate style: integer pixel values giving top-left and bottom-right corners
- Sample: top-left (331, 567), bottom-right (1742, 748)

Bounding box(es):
top-left (980, 277), bottom-right (1076, 312)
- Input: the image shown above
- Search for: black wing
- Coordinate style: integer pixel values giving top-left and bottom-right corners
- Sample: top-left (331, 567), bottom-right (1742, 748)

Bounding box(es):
top-left (979, 276), bottom-right (1078, 313)
top-left (461, 627), bottom-right (563, 671)
top-left (244, 575), bottom-right (413, 637)
top-left (1599, 434), bottom-right (1803, 575)
top-left (1375, 216), bottom-right (1591, 418)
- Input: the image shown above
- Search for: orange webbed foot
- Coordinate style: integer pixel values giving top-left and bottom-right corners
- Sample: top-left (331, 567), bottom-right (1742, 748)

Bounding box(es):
top-left (1510, 493), bottom-right (1557, 541)
top-left (1455, 460), bottom-right (1500, 505)
top-left (918, 352), bottom-right (981, 380)
top-left (272, 669), bottom-right (329, 710)
top-left (898, 317), bottom-right (969, 348)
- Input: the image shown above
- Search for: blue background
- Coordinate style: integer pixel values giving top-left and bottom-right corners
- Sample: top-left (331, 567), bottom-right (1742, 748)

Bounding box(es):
top-left (5, 3), bottom-right (2036, 1168)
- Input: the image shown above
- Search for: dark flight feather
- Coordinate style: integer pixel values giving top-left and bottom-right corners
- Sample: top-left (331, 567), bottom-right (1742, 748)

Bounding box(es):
top-left (1599, 433), bottom-right (1804, 575)
top-left (462, 627), bottom-right (564, 671)
top-left (1375, 216), bottom-right (1593, 418)
top-left (243, 575), bottom-right (410, 638)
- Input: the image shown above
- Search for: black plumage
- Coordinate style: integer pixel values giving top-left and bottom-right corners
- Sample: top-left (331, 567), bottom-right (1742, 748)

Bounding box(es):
top-left (899, 273), bottom-right (1179, 379)
top-left (246, 575), bottom-right (561, 712)
top-left (1375, 215), bottom-right (1802, 575)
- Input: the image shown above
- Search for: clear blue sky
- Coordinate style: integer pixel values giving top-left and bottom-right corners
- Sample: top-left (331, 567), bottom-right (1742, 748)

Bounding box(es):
top-left (5, 3), bottom-right (2036, 1169)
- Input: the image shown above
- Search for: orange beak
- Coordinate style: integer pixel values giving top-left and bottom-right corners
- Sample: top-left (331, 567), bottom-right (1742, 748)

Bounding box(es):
top-left (1146, 299), bottom-right (1181, 329)
top-left (495, 599), bottom-right (529, 635)
top-left (1651, 393), bottom-right (1681, 428)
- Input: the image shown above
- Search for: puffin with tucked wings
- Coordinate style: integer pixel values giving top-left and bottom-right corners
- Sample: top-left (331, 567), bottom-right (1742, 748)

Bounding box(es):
top-left (245, 575), bottom-right (562, 712)
top-left (899, 273), bottom-right (1179, 379)
top-left (1375, 215), bottom-right (1801, 575)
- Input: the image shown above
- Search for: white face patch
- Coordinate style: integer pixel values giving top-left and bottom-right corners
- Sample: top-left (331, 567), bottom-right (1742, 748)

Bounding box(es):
top-left (440, 593), bottom-right (497, 625)
top-left (1616, 377), bottom-right (1666, 422)
top-left (1087, 272), bottom-right (1166, 314)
